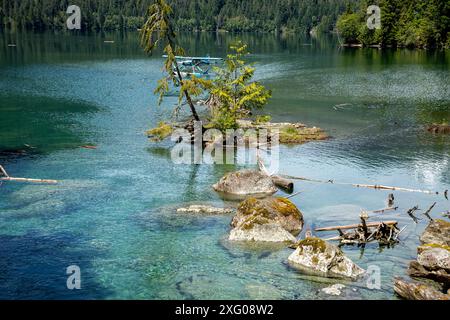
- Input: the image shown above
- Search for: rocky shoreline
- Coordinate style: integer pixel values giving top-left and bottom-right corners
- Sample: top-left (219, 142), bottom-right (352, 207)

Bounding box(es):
top-left (394, 219), bottom-right (450, 300)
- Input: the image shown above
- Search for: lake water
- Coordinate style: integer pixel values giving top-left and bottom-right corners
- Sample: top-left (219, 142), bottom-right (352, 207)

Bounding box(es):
top-left (0, 30), bottom-right (449, 300)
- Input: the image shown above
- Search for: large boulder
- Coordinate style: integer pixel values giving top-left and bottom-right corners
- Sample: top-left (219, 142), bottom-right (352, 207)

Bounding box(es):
top-left (417, 245), bottom-right (450, 272)
top-left (420, 219), bottom-right (450, 246)
top-left (213, 170), bottom-right (277, 198)
top-left (229, 197), bottom-right (304, 243)
top-left (288, 238), bottom-right (365, 280)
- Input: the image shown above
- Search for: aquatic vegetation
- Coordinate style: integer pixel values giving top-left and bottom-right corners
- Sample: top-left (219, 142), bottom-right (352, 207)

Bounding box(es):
top-left (279, 125), bottom-right (328, 144)
top-left (146, 122), bottom-right (174, 142)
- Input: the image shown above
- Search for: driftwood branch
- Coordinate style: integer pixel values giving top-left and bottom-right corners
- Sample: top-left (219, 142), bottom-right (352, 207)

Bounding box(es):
top-left (0, 166), bottom-right (57, 184)
top-left (369, 207), bottom-right (399, 214)
top-left (315, 221), bottom-right (398, 232)
top-left (422, 202), bottom-right (436, 221)
top-left (0, 165), bottom-right (9, 177)
top-left (406, 206), bottom-right (420, 224)
top-left (281, 174), bottom-right (441, 195)
top-left (0, 177), bottom-right (58, 184)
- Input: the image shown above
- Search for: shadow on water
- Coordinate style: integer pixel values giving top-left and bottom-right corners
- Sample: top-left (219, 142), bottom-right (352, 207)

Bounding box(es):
top-left (0, 230), bottom-right (112, 299)
top-left (0, 94), bottom-right (100, 158)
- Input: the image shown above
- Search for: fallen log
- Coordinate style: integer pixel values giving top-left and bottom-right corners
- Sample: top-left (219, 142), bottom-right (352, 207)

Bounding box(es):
top-left (369, 206), bottom-right (399, 214)
top-left (0, 166), bottom-right (57, 184)
top-left (271, 175), bottom-right (294, 193)
top-left (0, 177), bottom-right (58, 184)
top-left (281, 174), bottom-right (439, 195)
top-left (315, 221), bottom-right (398, 232)
top-left (257, 152), bottom-right (294, 193)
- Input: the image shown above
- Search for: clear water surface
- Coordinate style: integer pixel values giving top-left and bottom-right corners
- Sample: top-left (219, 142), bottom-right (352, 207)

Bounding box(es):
top-left (0, 31), bottom-right (449, 300)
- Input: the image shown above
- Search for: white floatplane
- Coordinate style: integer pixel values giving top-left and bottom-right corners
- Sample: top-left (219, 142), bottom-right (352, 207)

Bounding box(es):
top-left (162, 55), bottom-right (223, 79)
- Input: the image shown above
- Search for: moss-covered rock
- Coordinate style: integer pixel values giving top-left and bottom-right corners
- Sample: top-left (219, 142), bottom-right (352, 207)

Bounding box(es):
top-left (288, 237), bottom-right (365, 280)
top-left (229, 197), bottom-right (304, 243)
top-left (279, 126), bottom-right (328, 144)
top-left (236, 119), bottom-right (329, 145)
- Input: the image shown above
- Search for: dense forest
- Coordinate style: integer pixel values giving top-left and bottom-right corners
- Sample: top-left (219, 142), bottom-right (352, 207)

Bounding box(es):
top-left (337, 0), bottom-right (450, 48)
top-left (0, 0), bottom-right (449, 47)
top-left (0, 0), bottom-right (356, 33)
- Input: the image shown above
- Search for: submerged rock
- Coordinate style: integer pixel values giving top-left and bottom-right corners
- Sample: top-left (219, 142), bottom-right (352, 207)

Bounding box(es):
top-left (177, 205), bottom-right (234, 215)
top-left (420, 219), bottom-right (450, 247)
top-left (321, 284), bottom-right (346, 296)
top-left (288, 238), bottom-right (365, 280)
top-left (229, 197), bottom-right (303, 243)
top-left (213, 170), bottom-right (277, 198)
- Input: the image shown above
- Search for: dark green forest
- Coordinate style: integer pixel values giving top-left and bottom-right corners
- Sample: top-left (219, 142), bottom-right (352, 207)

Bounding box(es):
top-left (0, 0), bottom-right (357, 33)
top-left (0, 0), bottom-right (449, 48)
top-left (337, 0), bottom-right (450, 48)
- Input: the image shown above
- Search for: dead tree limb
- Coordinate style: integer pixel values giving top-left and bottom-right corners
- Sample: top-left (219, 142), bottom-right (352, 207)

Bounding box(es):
top-left (422, 202), bottom-right (436, 222)
top-left (0, 177), bottom-right (58, 184)
top-left (314, 221), bottom-right (398, 232)
top-left (0, 165), bottom-right (8, 177)
top-left (369, 207), bottom-right (399, 214)
top-left (0, 166), bottom-right (57, 184)
top-left (407, 206), bottom-right (420, 224)
top-left (280, 174), bottom-right (439, 195)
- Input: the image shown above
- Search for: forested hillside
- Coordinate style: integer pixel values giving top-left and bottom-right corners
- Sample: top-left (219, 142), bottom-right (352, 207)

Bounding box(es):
top-left (1, 0), bottom-right (449, 47)
top-left (337, 0), bottom-right (450, 48)
top-left (0, 0), bottom-right (356, 33)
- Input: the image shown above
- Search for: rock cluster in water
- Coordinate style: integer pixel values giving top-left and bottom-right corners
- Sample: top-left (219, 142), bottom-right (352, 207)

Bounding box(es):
top-left (394, 219), bottom-right (450, 300)
top-left (211, 168), bottom-right (367, 282)
top-left (229, 197), bottom-right (303, 243)
top-left (288, 237), bottom-right (365, 280)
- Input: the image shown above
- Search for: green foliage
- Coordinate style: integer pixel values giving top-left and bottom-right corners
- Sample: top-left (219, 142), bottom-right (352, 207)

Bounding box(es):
top-left (336, 13), bottom-right (361, 44)
top-left (336, 0), bottom-right (450, 48)
top-left (140, 0), bottom-right (200, 121)
top-left (279, 126), bottom-right (328, 144)
top-left (207, 42), bottom-right (272, 131)
top-left (254, 115), bottom-right (272, 125)
top-left (146, 121), bottom-right (173, 141)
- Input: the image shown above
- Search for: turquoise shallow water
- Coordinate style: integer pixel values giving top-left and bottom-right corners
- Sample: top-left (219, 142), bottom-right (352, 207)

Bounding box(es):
top-left (0, 31), bottom-right (449, 300)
